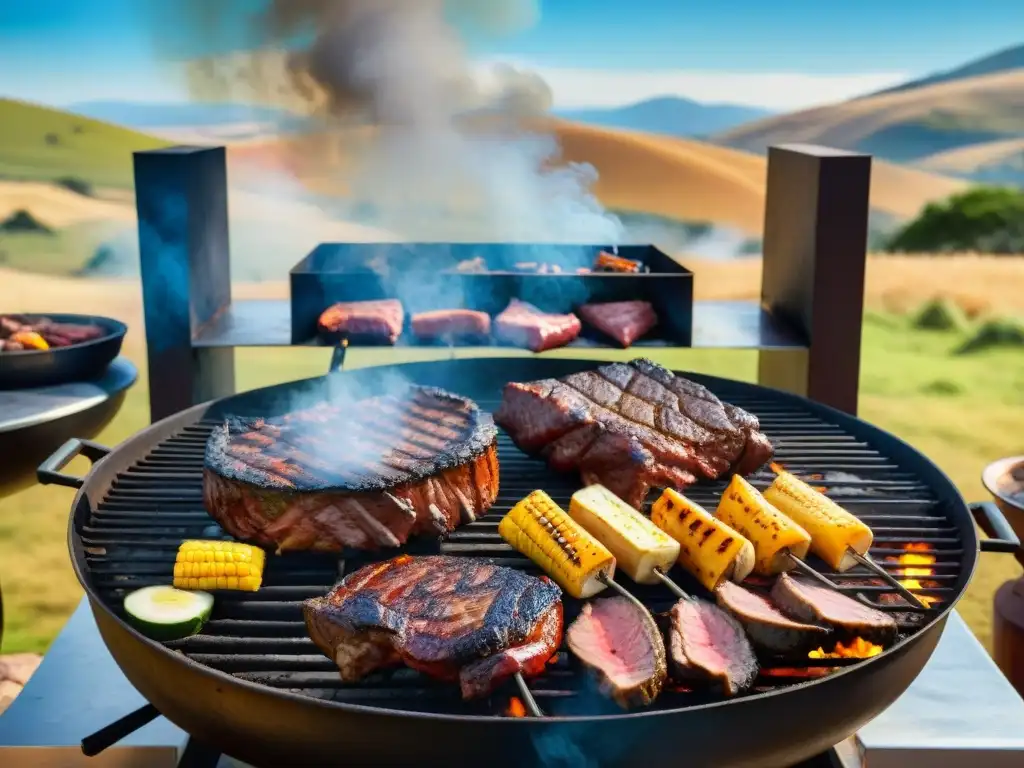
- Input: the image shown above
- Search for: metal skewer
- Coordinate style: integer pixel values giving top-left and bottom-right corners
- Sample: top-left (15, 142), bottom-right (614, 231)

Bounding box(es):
top-left (597, 571), bottom-right (656, 615)
top-left (849, 550), bottom-right (930, 610)
top-left (652, 567), bottom-right (691, 601)
top-left (513, 672), bottom-right (544, 718)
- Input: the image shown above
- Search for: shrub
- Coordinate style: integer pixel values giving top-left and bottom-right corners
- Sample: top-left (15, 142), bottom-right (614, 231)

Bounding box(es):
top-left (911, 298), bottom-right (969, 332)
top-left (55, 176), bottom-right (94, 197)
top-left (955, 317), bottom-right (1024, 354)
top-left (887, 186), bottom-right (1024, 254)
top-left (0, 209), bottom-right (52, 234)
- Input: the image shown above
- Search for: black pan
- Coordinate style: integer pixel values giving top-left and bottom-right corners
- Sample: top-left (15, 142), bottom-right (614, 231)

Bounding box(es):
top-left (0, 313), bottom-right (127, 390)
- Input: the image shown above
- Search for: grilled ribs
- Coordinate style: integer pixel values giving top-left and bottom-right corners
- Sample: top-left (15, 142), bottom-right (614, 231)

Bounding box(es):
top-left (203, 386), bottom-right (499, 552)
top-left (494, 359), bottom-right (774, 507)
top-left (303, 555), bottom-right (564, 699)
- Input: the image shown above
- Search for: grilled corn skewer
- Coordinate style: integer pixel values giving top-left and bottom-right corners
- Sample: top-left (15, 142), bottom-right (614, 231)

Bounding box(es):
top-left (499, 490), bottom-right (616, 598)
top-left (173, 540), bottom-right (265, 591)
top-left (568, 485), bottom-right (680, 585)
top-left (763, 471), bottom-right (873, 572)
top-left (716, 475), bottom-right (811, 576)
top-left (651, 488), bottom-right (755, 591)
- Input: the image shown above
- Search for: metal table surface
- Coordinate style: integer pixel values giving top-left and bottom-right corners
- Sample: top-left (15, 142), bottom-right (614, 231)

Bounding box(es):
top-left (0, 600), bottom-right (1022, 767)
top-left (0, 357), bottom-right (137, 496)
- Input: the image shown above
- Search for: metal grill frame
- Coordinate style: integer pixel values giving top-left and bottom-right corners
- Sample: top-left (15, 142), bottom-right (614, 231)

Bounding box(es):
top-left (49, 358), bottom-right (1006, 768)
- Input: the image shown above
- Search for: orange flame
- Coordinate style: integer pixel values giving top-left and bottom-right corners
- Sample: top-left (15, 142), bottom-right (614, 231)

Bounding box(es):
top-left (809, 638), bottom-right (884, 659)
top-left (893, 543), bottom-right (938, 607)
top-left (505, 697), bottom-right (527, 718)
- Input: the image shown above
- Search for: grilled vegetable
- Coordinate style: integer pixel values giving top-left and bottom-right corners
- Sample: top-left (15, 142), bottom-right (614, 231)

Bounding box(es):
top-left (173, 540), bottom-right (265, 592)
top-left (9, 331), bottom-right (49, 350)
top-left (716, 475), bottom-right (811, 576)
top-left (651, 489), bottom-right (755, 591)
top-left (569, 484), bottom-right (680, 585)
top-left (499, 489), bottom-right (616, 598)
top-left (763, 471), bottom-right (873, 572)
top-left (123, 585), bottom-right (213, 641)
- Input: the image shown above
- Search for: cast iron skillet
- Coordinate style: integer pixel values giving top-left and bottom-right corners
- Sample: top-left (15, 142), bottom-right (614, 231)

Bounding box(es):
top-left (0, 313), bottom-right (127, 390)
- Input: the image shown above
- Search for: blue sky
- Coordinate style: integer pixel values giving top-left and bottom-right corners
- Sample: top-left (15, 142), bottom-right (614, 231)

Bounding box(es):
top-left (2, 0), bottom-right (1023, 110)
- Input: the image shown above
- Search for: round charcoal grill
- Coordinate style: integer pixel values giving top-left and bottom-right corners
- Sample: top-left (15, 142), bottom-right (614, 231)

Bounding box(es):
top-left (40, 358), bottom-right (1017, 768)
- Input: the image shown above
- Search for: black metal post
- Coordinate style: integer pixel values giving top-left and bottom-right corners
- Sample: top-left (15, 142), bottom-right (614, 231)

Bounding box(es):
top-left (134, 146), bottom-right (236, 422)
top-left (758, 144), bottom-right (871, 415)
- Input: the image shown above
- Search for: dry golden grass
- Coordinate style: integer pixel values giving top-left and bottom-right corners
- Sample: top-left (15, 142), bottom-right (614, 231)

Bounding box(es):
top-left (0, 181), bottom-right (134, 228)
top-left (917, 136), bottom-right (1024, 174)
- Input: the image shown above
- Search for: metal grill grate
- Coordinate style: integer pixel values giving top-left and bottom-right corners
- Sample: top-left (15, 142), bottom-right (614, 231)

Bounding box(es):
top-left (79, 392), bottom-right (963, 717)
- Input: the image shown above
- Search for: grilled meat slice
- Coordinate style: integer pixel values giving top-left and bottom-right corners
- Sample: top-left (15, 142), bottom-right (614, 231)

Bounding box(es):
top-left (317, 299), bottom-right (404, 344)
top-left (665, 598), bottom-right (758, 696)
top-left (593, 251), bottom-right (642, 273)
top-left (566, 596), bottom-right (667, 707)
top-left (494, 299), bottom-right (582, 352)
top-left (577, 301), bottom-right (658, 348)
top-left (716, 581), bottom-right (830, 654)
top-left (203, 386), bottom-right (499, 552)
top-left (771, 573), bottom-right (898, 646)
top-left (411, 309), bottom-right (491, 342)
top-left (303, 555), bottom-right (563, 699)
top-left (494, 358), bottom-right (774, 507)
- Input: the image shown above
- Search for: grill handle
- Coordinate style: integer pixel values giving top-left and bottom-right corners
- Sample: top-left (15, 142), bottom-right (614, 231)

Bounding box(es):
top-left (970, 501), bottom-right (1021, 554)
top-left (37, 438), bottom-right (111, 489)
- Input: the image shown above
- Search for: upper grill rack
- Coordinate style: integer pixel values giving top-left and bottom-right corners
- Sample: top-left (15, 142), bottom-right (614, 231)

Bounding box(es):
top-left (80, 393), bottom-right (963, 717)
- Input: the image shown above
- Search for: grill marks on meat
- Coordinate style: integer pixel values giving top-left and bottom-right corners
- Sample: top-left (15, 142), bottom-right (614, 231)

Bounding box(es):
top-left (566, 596), bottom-right (667, 708)
top-left (303, 555), bottom-right (563, 699)
top-left (665, 599), bottom-right (758, 696)
top-left (716, 581), bottom-right (830, 654)
top-left (771, 573), bottom-right (898, 646)
top-left (494, 359), bottom-right (775, 507)
top-left (318, 299), bottom-right (404, 344)
top-left (411, 309), bottom-right (491, 342)
top-left (494, 299), bottom-right (582, 352)
top-left (577, 301), bottom-right (658, 348)
top-left (203, 387), bottom-right (499, 552)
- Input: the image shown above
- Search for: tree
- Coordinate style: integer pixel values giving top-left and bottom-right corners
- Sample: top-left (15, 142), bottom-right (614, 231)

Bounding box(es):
top-left (887, 186), bottom-right (1024, 254)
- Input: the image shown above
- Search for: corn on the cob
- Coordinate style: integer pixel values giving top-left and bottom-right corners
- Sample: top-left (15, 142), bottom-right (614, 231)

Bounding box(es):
top-left (650, 488), bottom-right (755, 591)
top-left (173, 540), bottom-right (265, 592)
top-left (568, 485), bottom-right (680, 585)
top-left (763, 471), bottom-right (873, 572)
top-left (499, 490), bottom-right (616, 598)
top-left (716, 475), bottom-right (811, 575)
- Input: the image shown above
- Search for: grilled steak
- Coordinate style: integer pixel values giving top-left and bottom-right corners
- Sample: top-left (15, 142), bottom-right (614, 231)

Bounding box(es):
top-left (566, 596), bottom-right (667, 707)
top-left (411, 309), bottom-right (491, 342)
top-left (317, 299), bottom-right (405, 344)
top-left (494, 358), bottom-right (775, 507)
top-left (665, 598), bottom-right (757, 696)
top-left (771, 573), bottom-right (898, 645)
top-left (304, 555), bottom-right (563, 699)
top-left (203, 386), bottom-right (499, 552)
top-left (494, 299), bottom-right (582, 352)
top-left (577, 301), bottom-right (658, 348)
top-left (716, 581), bottom-right (830, 654)
top-left (594, 251), bottom-right (642, 273)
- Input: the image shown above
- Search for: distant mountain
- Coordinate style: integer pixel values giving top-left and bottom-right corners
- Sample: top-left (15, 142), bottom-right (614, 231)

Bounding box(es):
top-left (867, 44), bottom-right (1024, 97)
top-left (555, 96), bottom-right (773, 138)
top-left (65, 101), bottom-right (303, 129)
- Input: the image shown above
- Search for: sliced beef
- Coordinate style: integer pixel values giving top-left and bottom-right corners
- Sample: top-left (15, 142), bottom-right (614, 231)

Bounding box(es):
top-left (317, 299), bottom-right (405, 344)
top-left (577, 301), bottom-right (658, 348)
top-left (493, 299), bottom-right (582, 352)
top-left (566, 596), bottom-right (667, 708)
top-left (771, 573), bottom-right (898, 646)
top-left (665, 599), bottom-right (757, 696)
top-left (411, 309), bottom-right (491, 342)
top-left (716, 581), bottom-right (830, 654)
top-left (203, 386), bottom-right (499, 552)
top-left (304, 555), bottom-right (563, 699)
top-left (494, 358), bottom-right (774, 507)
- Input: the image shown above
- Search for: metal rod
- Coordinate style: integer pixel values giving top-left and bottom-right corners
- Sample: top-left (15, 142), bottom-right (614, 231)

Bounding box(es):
top-left (786, 553), bottom-right (840, 590)
top-left (177, 737), bottom-right (223, 768)
top-left (513, 672), bottom-right (544, 718)
top-left (850, 551), bottom-right (930, 610)
top-left (81, 703), bottom-right (160, 756)
top-left (328, 339), bottom-right (349, 374)
top-left (652, 567), bottom-right (691, 600)
top-left (598, 572), bottom-right (660, 617)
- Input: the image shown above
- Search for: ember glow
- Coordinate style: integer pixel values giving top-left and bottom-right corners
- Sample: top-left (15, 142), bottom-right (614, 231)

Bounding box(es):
top-left (808, 638), bottom-right (883, 659)
top-left (891, 542), bottom-right (939, 607)
top-left (505, 696), bottom-right (527, 718)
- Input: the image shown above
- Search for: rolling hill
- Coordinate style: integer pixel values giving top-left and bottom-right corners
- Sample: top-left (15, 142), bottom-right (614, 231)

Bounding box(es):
top-left (868, 43), bottom-right (1024, 97)
top-left (915, 137), bottom-right (1024, 185)
top-left (0, 98), bottom-right (171, 188)
top-left (555, 96), bottom-right (773, 138)
top-left (65, 101), bottom-right (304, 129)
top-left (713, 69), bottom-right (1024, 163)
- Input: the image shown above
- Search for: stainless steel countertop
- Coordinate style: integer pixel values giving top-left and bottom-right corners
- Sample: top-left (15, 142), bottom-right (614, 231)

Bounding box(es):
top-left (1, 598), bottom-right (1022, 767)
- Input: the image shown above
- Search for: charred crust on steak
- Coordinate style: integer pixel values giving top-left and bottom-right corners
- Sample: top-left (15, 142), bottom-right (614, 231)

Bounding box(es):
top-left (205, 385), bottom-right (498, 493)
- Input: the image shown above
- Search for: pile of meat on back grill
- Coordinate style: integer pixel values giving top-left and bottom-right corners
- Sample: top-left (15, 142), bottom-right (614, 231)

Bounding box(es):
top-left (0, 314), bottom-right (106, 351)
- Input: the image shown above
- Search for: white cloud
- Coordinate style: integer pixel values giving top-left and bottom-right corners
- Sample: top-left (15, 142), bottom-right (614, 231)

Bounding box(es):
top-left (476, 61), bottom-right (912, 112)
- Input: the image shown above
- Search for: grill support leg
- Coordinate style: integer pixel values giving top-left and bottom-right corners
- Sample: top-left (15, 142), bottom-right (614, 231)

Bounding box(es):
top-left (759, 145), bottom-right (871, 415)
top-left (178, 737), bottom-right (223, 768)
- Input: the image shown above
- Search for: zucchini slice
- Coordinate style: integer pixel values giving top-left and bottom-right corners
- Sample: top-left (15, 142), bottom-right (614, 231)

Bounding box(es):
top-left (123, 585), bottom-right (214, 641)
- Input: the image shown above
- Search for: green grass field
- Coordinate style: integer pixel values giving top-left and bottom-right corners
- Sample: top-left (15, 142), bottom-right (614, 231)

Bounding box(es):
top-left (0, 99), bottom-right (170, 189)
top-left (0, 312), bottom-right (1021, 655)
top-left (0, 219), bottom-right (128, 275)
